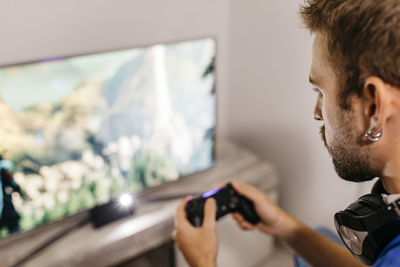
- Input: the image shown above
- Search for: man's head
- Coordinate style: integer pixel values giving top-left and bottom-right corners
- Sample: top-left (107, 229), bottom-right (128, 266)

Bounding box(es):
top-left (300, 0), bottom-right (400, 183)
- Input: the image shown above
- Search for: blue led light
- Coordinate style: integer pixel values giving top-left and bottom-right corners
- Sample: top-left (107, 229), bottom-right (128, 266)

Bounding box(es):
top-left (202, 188), bottom-right (219, 198)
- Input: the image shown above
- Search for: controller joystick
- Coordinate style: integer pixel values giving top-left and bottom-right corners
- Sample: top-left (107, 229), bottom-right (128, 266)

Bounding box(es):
top-left (185, 183), bottom-right (260, 227)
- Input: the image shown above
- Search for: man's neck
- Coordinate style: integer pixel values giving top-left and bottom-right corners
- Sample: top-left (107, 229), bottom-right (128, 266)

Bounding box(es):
top-left (382, 178), bottom-right (400, 194)
top-left (381, 159), bottom-right (400, 194)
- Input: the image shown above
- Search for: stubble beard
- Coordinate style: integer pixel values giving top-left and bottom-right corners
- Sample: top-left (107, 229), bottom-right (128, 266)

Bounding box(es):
top-left (319, 122), bottom-right (379, 183)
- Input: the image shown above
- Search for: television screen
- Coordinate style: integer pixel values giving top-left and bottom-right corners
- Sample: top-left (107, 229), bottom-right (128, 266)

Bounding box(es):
top-left (0, 38), bottom-right (216, 238)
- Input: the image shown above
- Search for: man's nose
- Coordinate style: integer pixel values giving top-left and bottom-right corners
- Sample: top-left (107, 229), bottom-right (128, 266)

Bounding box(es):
top-left (314, 111), bottom-right (322, 121)
top-left (314, 102), bottom-right (323, 121)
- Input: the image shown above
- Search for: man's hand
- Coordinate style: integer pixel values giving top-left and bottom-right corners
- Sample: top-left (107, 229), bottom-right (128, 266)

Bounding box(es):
top-left (173, 197), bottom-right (218, 267)
top-left (231, 182), bottom-right (367, 267)
top-left (231, 182), bottom-right (298, 239)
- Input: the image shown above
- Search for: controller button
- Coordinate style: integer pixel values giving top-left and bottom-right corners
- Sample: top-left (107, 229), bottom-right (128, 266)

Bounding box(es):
top-left (194, 217), bottom-right (201, 227)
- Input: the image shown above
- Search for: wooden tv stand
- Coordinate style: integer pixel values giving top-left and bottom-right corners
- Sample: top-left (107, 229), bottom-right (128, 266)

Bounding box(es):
top-left (0, 139), bottom-right (279, 267)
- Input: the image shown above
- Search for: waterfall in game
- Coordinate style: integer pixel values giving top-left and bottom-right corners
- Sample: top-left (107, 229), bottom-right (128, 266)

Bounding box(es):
top-left (150, 44), bottom-right (193, 167)
top-left (152, 44), bottom-right (172, 127)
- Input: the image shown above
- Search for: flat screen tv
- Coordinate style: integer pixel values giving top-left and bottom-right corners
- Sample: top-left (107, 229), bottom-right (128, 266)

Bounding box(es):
top-left (0, 37), bottom-right (216, 239)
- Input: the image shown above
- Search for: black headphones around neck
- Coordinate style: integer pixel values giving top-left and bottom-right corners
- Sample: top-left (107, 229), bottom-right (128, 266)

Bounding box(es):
top-left (334, 179), bottom-right (400, 265)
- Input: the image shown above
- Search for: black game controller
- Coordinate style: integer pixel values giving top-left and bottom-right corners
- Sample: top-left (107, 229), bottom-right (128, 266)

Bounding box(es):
top-left (185, 183), bottom-right (261, 227)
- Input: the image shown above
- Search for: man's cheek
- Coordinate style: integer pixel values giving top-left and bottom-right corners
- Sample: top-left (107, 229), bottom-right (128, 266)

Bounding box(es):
top-left (323, 123), bottom-right (337, 146)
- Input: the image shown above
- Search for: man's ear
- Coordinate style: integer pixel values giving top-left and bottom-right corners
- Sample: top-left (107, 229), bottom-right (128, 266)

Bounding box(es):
top-left (363, 76), bottom-right (391, 131)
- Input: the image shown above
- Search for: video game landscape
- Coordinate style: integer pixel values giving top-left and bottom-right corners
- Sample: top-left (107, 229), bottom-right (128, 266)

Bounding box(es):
top-left (0, 38), bottom-right (216, 238)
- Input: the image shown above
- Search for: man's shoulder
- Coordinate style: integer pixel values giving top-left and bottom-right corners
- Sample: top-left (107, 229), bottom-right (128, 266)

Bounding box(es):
top-left (374, 235), bottom-right (400, 267)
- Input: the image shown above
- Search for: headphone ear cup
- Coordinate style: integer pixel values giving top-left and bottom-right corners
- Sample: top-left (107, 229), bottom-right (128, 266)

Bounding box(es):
top-left (359, 194), bottom-right (386, 209)
top-left (336, 187), bottom-right (400, 265)
top-left (346, 194), bottom-right (385, 216)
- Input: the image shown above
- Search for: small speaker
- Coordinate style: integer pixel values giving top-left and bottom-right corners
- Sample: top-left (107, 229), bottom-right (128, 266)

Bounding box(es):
top-left (90, 198), bottom-right (135, 228)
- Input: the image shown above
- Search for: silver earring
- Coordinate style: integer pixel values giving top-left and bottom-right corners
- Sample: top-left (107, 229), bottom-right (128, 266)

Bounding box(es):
top-left (364, 125), bottom-right (382, 142)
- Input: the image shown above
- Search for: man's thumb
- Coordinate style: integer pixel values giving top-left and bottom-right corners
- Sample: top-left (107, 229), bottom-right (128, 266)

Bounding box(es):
top-left (203, 198), bottom-right (217, 227)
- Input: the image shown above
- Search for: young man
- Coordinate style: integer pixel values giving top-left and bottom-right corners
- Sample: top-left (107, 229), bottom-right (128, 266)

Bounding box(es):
top-left (173, 0), bottom-right (400, 266)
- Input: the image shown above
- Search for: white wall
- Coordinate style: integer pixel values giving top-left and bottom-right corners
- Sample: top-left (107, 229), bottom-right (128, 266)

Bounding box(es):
top-left (227, 0), bottom-right (374, 229)
top-left (0, 0), bottom-right (231, 135)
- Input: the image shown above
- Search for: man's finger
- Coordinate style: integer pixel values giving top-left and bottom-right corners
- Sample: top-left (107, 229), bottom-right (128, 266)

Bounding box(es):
top-left (241, 220), bottom-right (255, 230)
top-left (238, 223), bottom-right (250, 231)
top-left (172, 230), bottom-right (177, 240)
top-left (232, 212), bottom-right (244, 222)
top-left (235, 218), bottom-right (255, 231)
top-left (203, 197), bottom-right (217, 228)
top-left (232, 181), bottom-right (264, 203)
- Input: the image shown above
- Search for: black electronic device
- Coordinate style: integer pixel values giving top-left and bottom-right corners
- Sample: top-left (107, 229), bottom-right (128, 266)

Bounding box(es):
top-left (334, 179), bottom-right (400, 265)
top-left (90, 194), bottom-right (135, 228)
top-left (185, 183), bottom-right (260, 227)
